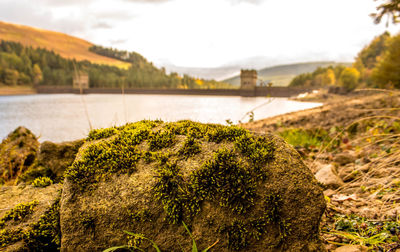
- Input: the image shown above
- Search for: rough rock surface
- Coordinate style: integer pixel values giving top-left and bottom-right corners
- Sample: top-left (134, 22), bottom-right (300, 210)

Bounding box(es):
top-left (333, 153), bottom-right (356, 166)
top-left (333, 245), bottom-right (367, 252)
top-left (37, 140), bottom-right (84, 179)
top-left (0, 184), bottom-right (61, 251)
top-left (60, 120), bottom-right (326, 251)
top-left (315, 164), bottom-right (344, 189)
top-left (0, 127), bottom-right (39, 184)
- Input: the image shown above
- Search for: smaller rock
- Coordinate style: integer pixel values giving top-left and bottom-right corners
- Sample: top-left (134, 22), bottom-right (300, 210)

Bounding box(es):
top-left (334, 152), bottom-right (356, 166)
top-left (315, 164), bottom-right (344, 189)
top-left (334, 245), bottom-right (367, 252)
top-left (38, 140), bottom-right (84, 179)
top-left (0, 127), bottom-right (39, 183)
top-left (338, 164), bottom-right (360, 182)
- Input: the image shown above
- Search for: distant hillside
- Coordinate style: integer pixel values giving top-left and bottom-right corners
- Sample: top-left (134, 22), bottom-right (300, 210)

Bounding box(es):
top-left (0, 21), bottom-right (130, 69)
top-left (223, 62), bottom-right (352, 87)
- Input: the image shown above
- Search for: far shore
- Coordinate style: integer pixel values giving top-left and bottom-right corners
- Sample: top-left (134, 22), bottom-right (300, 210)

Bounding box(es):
top-left (0, 85), bottom-right (37, 96)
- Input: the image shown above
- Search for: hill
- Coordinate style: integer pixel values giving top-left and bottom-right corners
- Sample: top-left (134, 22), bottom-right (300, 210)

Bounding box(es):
top-left (223, 61), bottom-right (351, 87)
top-left (0, 21), bottom-right (130, 69)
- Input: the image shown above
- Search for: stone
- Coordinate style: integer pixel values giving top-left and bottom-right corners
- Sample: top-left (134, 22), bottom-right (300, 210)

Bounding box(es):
top-left (0, 127), bottom-right (39, 184)
top-left (334, 153), bottom-right (356, 166)
top-left (60, 121), bottom-right (326, 251)
top-left (315, 164), bottom-right (344, 189)
top-left (0, 184), bottom-right (62, 251)
top-left (334, 244), bottom-right (367, 252)
top-left (37, 140), bottom-right (84, 180)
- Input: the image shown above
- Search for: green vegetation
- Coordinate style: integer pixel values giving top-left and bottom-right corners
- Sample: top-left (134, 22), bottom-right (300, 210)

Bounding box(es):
top-left (223, 61), bottom-right (348, 87)
top-left (104, 221), bottom-right (218, 252)
top-left (23, 198), bottom-right (61, 250)
top-left (324, 214), bottom-right (400, 250)
top-left (354, 32), bottom-right (390, 87)
top-left (178, 136), bottom-right (201, 159)
top-left (0, 198), bottom-right (60, 250)
top-left (130, 209), bottom-right (152, 223)
top-left (0, 200), bottom-right (38, 228)
top-left (153, 161), bottom-right (197, 224)
top-left (0, 40), bottom-right (231, 89)
top-left (87, 127), bottom-right (119, 141)
top-left (191, 148), bottom-right (256, 214)
top-left (289, 64), bottom-right (359, 90)
top-left (289, 31), bottom-right (400, 90)
top-left (31, 176), bottom-right (53, 187)
top-left (148, 130), bottom-right (176, 151)
top-left (278, 128), bottom-right (334, 149)
top-left (372, 33), bottom-right (400, 88)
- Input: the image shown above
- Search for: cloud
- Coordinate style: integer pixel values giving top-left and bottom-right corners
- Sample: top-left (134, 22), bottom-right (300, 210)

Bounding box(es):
top-left (93, 10), bottom-right (136, 21)
top-left (92, 22), bottom-right (113, 29)
top-left (0, 0), bottom-right (86, 34)
top-left (123, 0), bottom-right (171, 3)
top-left (109, 38), bottom-right (128, 45)
top-left (35, 0), bottom-right (95, 7)
top-left (228, 0), bottom-right (266, 5)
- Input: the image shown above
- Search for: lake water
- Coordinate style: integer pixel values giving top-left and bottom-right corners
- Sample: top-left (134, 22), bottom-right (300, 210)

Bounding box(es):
top-left (0, 94), bottom-right (321, 142)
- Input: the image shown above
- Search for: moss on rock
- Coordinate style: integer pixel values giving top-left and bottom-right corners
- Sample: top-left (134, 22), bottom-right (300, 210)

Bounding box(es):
top-left (60, 120), bottom-right (326, 251)
top-left (0, 184), bottom-right (61, 251)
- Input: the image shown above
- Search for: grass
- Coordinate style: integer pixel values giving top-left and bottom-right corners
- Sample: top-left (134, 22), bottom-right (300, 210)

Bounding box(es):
top-left (103, 222), bottom-right (218, 252)
top-left (323, 214), bottom-right (400, 250)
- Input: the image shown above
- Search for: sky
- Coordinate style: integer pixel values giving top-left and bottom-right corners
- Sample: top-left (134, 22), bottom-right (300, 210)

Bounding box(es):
top-left (0, 0), bottom-right (399, 69)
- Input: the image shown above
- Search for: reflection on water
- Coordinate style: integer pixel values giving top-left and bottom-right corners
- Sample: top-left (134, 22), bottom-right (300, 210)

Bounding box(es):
top-left (0, 94), bottom-right (321, 142)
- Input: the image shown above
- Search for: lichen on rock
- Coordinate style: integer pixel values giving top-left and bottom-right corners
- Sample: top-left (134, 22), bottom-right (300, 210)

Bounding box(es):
top-left (60, 120), bottom-right (326, 251)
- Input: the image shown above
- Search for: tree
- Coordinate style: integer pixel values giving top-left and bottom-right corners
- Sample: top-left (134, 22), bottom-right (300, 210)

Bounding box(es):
top-left (4, 69), bottom-right (19, 86)
top-left (339, 67), bottom-right (360, 91)
top-left (372, 34), bottom-right (400, 88)
top-left (32, 64), bottom-right (43, 85)
top-left (353, 32), bottom-right (391, 86)
top-left (372, 0), bottom-right (400, 25)
top-left (322, 69), bottom-right (336, 86)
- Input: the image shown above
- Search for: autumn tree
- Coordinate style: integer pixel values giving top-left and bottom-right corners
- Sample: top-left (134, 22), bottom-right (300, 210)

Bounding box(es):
top-left (32, 64), bottom-right (43, 85)
top-left (339, 67), bottom-right (360, 91)
top-left (353, 32), bottom-right (391, 86)
top-left (372, 34), bottom-right (400, 88)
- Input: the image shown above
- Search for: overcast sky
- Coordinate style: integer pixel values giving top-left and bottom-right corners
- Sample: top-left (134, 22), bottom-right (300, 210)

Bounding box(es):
top-left (0, 0), bottom-right (398, 68)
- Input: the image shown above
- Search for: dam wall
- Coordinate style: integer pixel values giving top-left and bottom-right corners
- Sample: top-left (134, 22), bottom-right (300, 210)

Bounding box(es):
top-left (35, 86), bottom-right (314, 97)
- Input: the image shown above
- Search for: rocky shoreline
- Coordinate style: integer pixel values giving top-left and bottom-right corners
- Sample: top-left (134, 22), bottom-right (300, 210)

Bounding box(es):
top-left (244, 89), bottom-right (400, 251)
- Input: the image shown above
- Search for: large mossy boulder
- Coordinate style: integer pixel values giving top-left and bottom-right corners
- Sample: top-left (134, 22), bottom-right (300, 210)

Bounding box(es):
top-left (0, 127), bottom-right (39, 184)
top-left (60, 120), bottom-right (326, 251)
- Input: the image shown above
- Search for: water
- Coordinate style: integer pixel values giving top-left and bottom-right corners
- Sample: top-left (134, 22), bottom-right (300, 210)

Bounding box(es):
top-left (0, 94), bottom-right (321, 142)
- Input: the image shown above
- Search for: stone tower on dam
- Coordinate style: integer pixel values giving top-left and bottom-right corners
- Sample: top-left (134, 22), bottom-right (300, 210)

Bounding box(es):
top-left (240, 69), bottom-right (257, 90)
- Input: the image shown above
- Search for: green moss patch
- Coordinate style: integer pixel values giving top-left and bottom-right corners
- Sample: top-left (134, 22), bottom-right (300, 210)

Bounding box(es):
top-left (0, 197), bottom-right (60, 250)
top-left (32, 177), bottom-right (53, 188)
top-left (0, 200), bottom-right (38, 229)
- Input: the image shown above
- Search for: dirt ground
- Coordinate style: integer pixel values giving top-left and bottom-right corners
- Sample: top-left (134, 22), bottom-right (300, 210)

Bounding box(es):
top-left (243, 89), bottom-right (400, 251)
